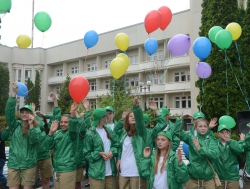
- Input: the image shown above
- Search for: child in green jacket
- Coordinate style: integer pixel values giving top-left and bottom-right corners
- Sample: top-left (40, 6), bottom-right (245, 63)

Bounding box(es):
top-left (141, 131), bottom-right (189, 189)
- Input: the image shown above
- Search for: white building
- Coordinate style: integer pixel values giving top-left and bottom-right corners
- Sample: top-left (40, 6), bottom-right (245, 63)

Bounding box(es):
top-left (0, 0), bottom-right (245, 114)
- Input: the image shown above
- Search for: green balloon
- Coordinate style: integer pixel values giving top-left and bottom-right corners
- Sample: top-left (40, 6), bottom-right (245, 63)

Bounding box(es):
top-left (34, 12), bottom-right (52, 32)
top-left (219, 115), bottom-right (236, 129)
top-left (215, 30), bottom-right (232, 50)
top-left (0, 0), bottom-right (11, 14)
top-left (208, 26), bottom-right (223, 43)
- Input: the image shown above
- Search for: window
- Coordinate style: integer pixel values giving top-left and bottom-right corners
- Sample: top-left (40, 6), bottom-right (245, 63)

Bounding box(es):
top-left (125, 76), bottom-right (139, 87)
top-left (90, 100), bottom-right (96, 109)
top-left (175, 96), bottom-right (191, 108)
top-left (153, 97), bottom-right (164, 108)
top-left (174, 71), bottom-right (190, 82)
top-left (105, 81), bottom-right (110, 89)
top-left (170, 50), bottom-right (189, 58)
top-left (25, 70), bottom-right (32, 82)
top-left (129, 55), bottom-right (138, 64)
top-left (87, 63), bottom-right (97, 71)
top-left (56, 69), bottom-right (63, 76)
top-left (90, 81), bottom-right (96, 91)
top-left (147, 72), bottom-right (164, 84)
top-left (15, 70), bottom-right (21, 82)
top-left (56, 87), bottom-right (60, 94)
top-left (105, 60), bottom-right (111, 68)
top-left (71, 66), bottom-right (79, 74)
top-left (148, 50), bottom-right (163, 61)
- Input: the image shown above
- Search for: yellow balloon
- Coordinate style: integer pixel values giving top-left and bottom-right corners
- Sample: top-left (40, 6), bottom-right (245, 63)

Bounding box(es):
top-left (226, 22), bottom-right (242, 41)
top-left (116, 53), bottom-right (130, 71)
top-left (16, 35), bottom-right (32, 48)
top-left (110, 58), bottom-right (127, 79)
top-left (115, 33), bottom-right (130, 51)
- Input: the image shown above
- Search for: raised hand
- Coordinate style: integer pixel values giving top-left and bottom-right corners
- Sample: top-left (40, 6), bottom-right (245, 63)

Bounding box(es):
top-left (148, 100), bottom-right (157, 111)
top-left (70, 102), bottom-right (78, 112)
top-left (209, 118), bottom-right (218, 129)
top-left (49, 92), bottom-right (57, 101)
top-left (82, 99), bottom-right (90, 111)
top-left (133, 97), bottom-right (140, 107)
top-left (12, 82), bottom-right (18, 92)
top-left (193, 137), bottom-right (200, 151)
top-left (143, 147), bottom-right (151, 158)
top-left (240, 133), bottom-right (245, 140)
top-left (49, 120), bottom-right (59, 135)
top-left (30, 102), bottom-right (36, 112)
top-left (181, 113), bottom-right (193, 120)
top-left (28, 114), bottom-right (35, 128)
top-left (177, 149), bottom-right (182, 165)
top-left (122, 109), bottom-right (130, 119)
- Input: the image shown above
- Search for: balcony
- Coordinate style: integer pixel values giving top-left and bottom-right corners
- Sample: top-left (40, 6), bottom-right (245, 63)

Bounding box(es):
top-left (48, 76), bottom-right (66, 85)
top-left (169, 108), bottom-right (191, 116)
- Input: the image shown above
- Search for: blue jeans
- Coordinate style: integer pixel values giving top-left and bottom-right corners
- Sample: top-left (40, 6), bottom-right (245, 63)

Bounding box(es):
top-left (0, 159), bottom-right (8, 188)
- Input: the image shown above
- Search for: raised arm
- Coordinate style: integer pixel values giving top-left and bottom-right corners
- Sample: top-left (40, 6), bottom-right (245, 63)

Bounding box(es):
top-left (28, 114), bottom-right (41, 144)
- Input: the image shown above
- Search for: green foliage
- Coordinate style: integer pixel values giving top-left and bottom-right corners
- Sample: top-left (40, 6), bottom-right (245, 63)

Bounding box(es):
top-left (33, 71), bottom-right (41, 110)
top-left (196, 0), bottom-right (250, 121)
top-left (25, 78), bottom-right (34, 105)
top-left (145, 109), bottom-right (157, 127)
top-left (97, 77), bottom-right (133, 121)
top-left (58, 74), bottom-right (73, 114)
top-left (0, 63), bottom-right (10, 115)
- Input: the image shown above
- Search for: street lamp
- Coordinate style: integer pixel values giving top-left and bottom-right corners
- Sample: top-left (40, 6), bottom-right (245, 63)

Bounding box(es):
top-left (139, 81), bottom-right (151, 111)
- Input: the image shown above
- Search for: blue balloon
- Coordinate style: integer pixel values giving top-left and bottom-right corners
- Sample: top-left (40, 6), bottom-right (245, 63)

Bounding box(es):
top-left (16, 82), bottom-right (28, 97)
top-left (192, 37), bottom-right (212, 60)
top-left (182, 142), bottom-right (189, 159)
top-left (83, 30), bottom-right (99, 49)
top-left (144, 38), bottom-right (158, 56)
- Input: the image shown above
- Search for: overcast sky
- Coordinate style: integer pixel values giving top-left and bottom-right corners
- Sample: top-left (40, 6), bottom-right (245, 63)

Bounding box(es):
top-left (0, 0), bottom-right (190, 48)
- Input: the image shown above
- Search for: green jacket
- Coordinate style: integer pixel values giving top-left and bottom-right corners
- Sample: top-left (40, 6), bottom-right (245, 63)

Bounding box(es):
top-left (5, 97), bottom-right (41, 169)
top-left (45, 117), bottom-right (78, 173)
top-left (240, 134), bottom-right (250, 173)
top-left (75, 111), bottom-right (90, 168)
top-left (1, 129), bottom-right (11, 141)
top-left (179, 127), bottom-right (219, 180)
top-left (165, 119), bottom-right (181, 151)
top-left (141, 150), bottom-right (189, 189)
top-left (213, 139), bottom-right (244, 181)
top-left (84, 125), bottom-right (118, 180)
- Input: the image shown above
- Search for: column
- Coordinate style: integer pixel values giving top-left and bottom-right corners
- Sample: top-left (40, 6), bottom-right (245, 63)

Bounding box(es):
top-left (138, 46), bottom-right (144, 63)
top-left (63, 62), bottom-right (68, 76)
top-left (79, 59), bottom-right (84, 73)
top-left (164, 93), bottom-right (170, 108)
top-left (96, 55), bottom-right (101, 70)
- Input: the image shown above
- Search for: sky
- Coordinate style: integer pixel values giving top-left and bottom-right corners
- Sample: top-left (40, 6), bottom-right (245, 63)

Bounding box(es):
top-left (0, 0), bottom-right (190, 48)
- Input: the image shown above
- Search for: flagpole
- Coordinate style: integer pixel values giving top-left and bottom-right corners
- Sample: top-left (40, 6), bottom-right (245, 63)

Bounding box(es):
top-left (31, 0), bottom-right (34, 48)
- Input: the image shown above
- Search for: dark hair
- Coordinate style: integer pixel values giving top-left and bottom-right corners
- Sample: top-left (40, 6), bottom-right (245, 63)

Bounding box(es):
top-left (124, 111), bottom-right (136, 137)
top-left (104, 126), bottom-right (112, 140)
top-left (37, 113), bottom-right (49, 135)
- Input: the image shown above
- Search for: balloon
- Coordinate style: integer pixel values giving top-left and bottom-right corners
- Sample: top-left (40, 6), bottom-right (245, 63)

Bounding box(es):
top-left (226, 22), bottom-right (242, 41)
top-left (69, 76), bottom-right (89, 103)
top-left (0, 0), bottom-right (11, 14)
top-left (219, 115), bottom-right (236, 129)
top-left (215, 30), bottom-right (233, 50)
top-left (34, 12), bottom-right (52, 32)
top-left (144, 38), bottom-right (158, 56)
top-left (110, 58), bottom-right (127, 79)
top-left (167, 34), bottom-right (190, 56)
top-left (15, 82), bottom-right (28, 97)
top-left (83, 30), bottom-right (99, 49)
top-left (193, 37), bottom-right (212, 60)
top-left (144, 10), bottom-right (162, 34)
top-left (117, 53), bottom-right (130, 71)
top-left (208, 26), bottom-right (223, 43)
top-left (115, 33), bottom-right (130, 51)
top-left (16, 35), bottom-right (32, 49)
top-left (195, 62), bottom-right (212, 79)
top-left (182, 142), bottom-right (189, 159)
top-left (158, 6), bottom-right (172, 30)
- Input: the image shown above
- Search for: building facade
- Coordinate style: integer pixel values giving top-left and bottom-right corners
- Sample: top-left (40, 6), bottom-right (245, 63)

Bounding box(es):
top-left (0, 0), bottom-right (205, 114)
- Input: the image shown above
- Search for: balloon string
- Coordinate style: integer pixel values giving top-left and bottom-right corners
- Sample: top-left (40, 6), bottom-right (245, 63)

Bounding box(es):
top-left (112, 79), bottom-right (115, 106)
top-left (199, 78), bottom-right (205, 112)
top-left (83, 49), bottom-right (89, 74)
top-left (234, 41), bottom-right (248, 99)
top-left (224, 51), bottom-right (229, 115)
top-left (225, 51), bottom-right (250, 109)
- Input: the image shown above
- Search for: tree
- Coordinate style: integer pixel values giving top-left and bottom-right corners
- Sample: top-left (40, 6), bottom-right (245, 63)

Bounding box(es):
top-left (25, 78), bottom-right (34, 105)
top-left (58, 74), bottom-right (73, 114)
top-left (196, 0), bottom-right (249, 120)
top-left (33, 70), bottom-right (41, 110)
top-left (0, 63), bottom-right (9, 115)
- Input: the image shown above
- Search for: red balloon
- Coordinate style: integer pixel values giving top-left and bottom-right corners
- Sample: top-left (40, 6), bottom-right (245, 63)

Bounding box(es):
top-left (144, 10), bottom-right (162, 34)
top-left (158, 6), bottom-right (172, 31)
top-left (69, 76), bottom-right (89, 103)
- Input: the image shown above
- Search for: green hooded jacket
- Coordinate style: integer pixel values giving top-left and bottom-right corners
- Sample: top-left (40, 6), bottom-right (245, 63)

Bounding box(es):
top-left (1, 129), bottom-right (11, 141)
top-left (37, 106), bottom-right (61, 160)
top-left (116, 106), bottom-right (166, 179)
top-left (166, 119), bottom-right (181, 151)
top-left (213, 139), bottom-right (244, 181)
top-left (141, 150), bottom-right (189, 189)
top-left (84, 125), bottom-right (118, 180)
top-left (178, 127), bottom-right (219, 180)
top-left (240, 134), bottom-right (250, 174)
top-left (45, 116), bottom-right (78, 173)
top-left (5, 97), bottom-right (42, 169)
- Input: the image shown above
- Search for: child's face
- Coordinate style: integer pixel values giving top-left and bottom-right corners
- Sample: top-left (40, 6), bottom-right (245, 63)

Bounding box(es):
top-left (196, 121), bottom-right (208, 135)
top-left (218, 130), bottom-right (231, 140)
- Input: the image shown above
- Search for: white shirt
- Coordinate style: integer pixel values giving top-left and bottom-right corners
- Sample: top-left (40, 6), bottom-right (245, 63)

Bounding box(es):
top-left (107, 123), bottom-right (115, 131)
top-left (96, 128), bottom-right (112, 176)
top-left (163, 125), bottom-right (169, 131)
top-left (153, 156), bottom-right (168, 189)
top-left (120, 136), bottom-right (139, 177)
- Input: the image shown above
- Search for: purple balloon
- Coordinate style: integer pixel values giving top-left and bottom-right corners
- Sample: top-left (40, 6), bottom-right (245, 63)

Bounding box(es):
top-left (167, 34), bottom-right (190, 56)
top-left (195, 62), bottom-right (212, 79)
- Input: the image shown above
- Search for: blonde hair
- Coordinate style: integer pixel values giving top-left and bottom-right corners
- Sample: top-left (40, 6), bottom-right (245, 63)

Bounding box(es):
top-left (154, 139), bottom-right (172, 174)
top-left (194, 118), bottom-right (209, 128)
